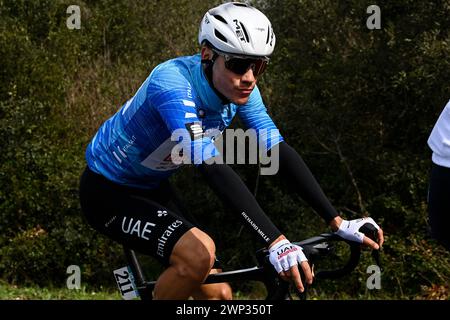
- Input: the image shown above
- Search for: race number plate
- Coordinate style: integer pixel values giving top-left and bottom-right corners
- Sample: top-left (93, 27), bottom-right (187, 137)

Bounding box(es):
top-left (113, 266), bottom-right (139, 300)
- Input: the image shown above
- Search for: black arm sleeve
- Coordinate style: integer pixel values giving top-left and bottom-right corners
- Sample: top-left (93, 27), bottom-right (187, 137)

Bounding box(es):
top-left (198, 161), bottom-right (282, 245)
top-left (278, 141), bottom-right (339, 224)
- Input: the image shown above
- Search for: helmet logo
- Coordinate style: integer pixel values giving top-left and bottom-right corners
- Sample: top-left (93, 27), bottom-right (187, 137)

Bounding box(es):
top-left (233, 19), bottom-right (246, 42)
top-left (204, 16), bottom-right (210, 24)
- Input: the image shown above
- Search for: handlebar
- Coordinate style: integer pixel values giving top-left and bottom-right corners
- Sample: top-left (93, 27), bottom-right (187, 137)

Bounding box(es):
top-left (297, 233), bottom-right (361, 279)
top-left (297, 222), bottom-right (380, 279)
top-left (129, 225), bottom-right (380, 300)
top-left (202, 232), bottom-right (366, 283)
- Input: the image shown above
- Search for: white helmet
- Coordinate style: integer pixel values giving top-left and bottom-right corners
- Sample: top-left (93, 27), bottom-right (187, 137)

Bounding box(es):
top-left (198, 2), bottom-right (276, 58)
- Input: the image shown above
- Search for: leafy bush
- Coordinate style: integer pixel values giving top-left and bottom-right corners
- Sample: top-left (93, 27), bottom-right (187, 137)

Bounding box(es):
top-left (0, 0), bottom-right (448, 298)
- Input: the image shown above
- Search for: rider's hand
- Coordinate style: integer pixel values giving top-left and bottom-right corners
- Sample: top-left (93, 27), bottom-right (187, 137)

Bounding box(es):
top-left (268, 237), bottom-right (313, 292)
top-left (331, 216), bottom-right (384, 249)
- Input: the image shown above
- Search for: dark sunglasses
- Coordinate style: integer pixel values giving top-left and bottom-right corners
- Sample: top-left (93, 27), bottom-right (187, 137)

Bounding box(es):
top-left (213, 50), bottom-right (270, 77)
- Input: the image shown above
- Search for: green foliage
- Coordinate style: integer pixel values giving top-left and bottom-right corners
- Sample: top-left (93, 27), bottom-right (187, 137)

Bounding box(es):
top-left (0, 0), bottom-right (449, 299)
top-left (0, 279), bottom-right (121, 299)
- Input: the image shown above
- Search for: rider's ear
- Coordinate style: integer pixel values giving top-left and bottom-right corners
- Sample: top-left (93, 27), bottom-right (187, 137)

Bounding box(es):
top-left (201, 45), bottom-right (213, 61)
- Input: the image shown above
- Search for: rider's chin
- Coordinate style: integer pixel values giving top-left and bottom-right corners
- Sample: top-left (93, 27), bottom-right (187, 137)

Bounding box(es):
top-left (233, 97), bottom-right (249, 106)
top-left (232, 94), bottom-right (250, 105)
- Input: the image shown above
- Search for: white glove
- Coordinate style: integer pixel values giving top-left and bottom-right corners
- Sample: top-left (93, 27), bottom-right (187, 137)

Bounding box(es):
top-left (335, 217), bottom-right (380, 243)
top-left (269, 239), bottom-right (308, 273)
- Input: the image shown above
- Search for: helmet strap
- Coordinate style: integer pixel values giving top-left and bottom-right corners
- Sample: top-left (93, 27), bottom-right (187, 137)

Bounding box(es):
top-left (201, 52), bottom-right (230, 105)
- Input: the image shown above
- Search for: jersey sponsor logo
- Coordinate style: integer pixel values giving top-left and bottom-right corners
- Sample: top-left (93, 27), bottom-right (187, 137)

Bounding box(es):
top-left (121, 217), bottom-right (156, 241)
top-left (140, 138), bottom-right (183, 171)
top-left (157, 210), bottom-right (168, 217)
top-left (185, 122), bottom-right (204, 140)
top-left (122, 135), bottom-right (136, 153)
top-left (112, 151), bottom-right (122, 163)
top-left (163, 154), bottom-right (172, 162)
top-left (111, 136), bottom-right (136, 164)
top-left (185, 112), bottom-right (197, 119)
top-left (105, 215), bottom-right (117, 228)
top-left (162, 151), bottom-right (183, 163)
top-left (117, 145), bottom-right (127, 158)
top-left (157, 220), bottom-right (183, 258)
top-left (182, 99), bottom-right (195, 107)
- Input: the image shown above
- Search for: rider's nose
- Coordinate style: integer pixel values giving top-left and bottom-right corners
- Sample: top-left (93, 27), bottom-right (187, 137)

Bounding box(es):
top-left (241, 68), bottom-right (256, 83)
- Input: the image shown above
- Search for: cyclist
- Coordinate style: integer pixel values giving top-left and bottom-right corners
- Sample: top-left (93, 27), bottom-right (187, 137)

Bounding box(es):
top-left (79, 2), bottom-right (384, 300)
top-left (427, 99), bottom-right (450, 251)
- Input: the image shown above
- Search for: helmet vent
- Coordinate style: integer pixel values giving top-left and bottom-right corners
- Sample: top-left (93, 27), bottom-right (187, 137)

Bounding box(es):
top-left (239, 22), bottom-right (249, 42)
top-left (266, 25), bottom-right (270, 44)
top-left (213, 15), bottom-right (227, 24)
top-left (214, 29), bottom-right (228, 43)
top-left (232, 3), bottom-right (248, 7)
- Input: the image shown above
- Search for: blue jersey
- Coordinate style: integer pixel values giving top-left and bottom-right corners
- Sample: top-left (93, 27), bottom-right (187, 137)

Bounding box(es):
top-left (86, 54), bottom-right (283, 189)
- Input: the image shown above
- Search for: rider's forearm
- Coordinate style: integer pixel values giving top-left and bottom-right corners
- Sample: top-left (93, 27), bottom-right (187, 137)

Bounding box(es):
top-left (278, 142), bottom-right (339, 224)
top-left (198, 161), bottom-right (282, 245)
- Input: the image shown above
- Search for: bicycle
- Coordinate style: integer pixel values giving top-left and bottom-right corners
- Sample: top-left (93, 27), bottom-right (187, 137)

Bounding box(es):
top-left (113, 223), bottom-right (380, 300)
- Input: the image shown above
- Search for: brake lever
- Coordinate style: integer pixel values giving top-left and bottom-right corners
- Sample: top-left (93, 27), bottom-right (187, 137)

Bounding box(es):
top-left (359, 223), bottom-right (382, 270)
